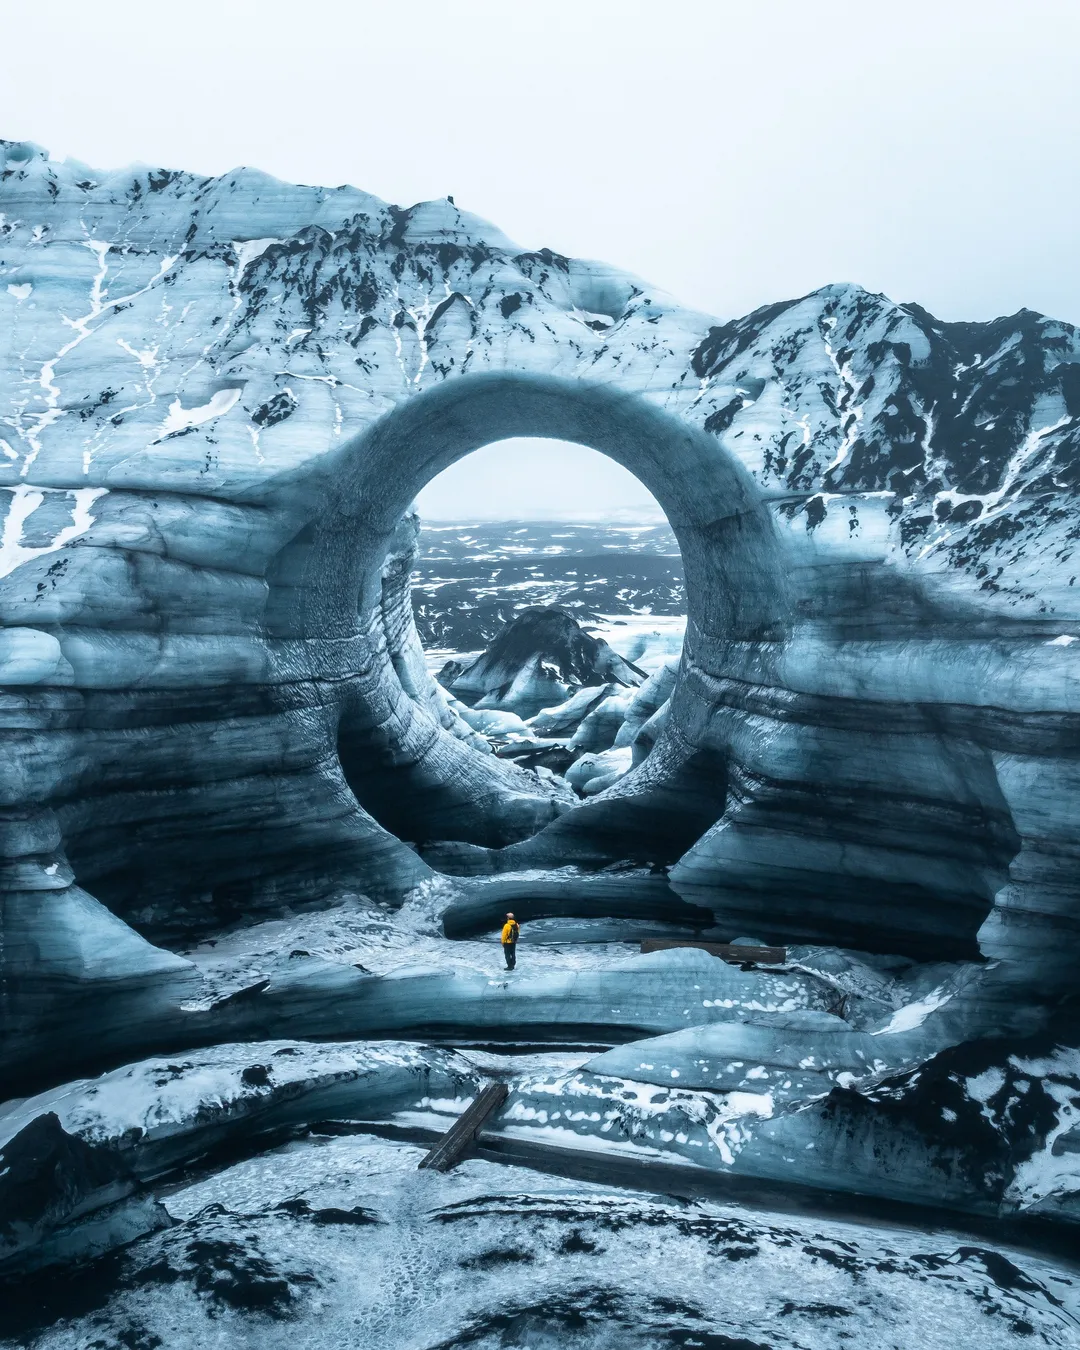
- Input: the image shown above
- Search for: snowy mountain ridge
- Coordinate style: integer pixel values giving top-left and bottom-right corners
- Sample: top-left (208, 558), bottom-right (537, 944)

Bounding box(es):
top-left (1, 139), bottom-right (1077, 615)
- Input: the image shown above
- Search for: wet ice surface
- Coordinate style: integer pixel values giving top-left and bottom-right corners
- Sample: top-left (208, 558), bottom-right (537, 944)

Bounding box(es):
top-left (5, 1132), bottom-right (1076, 1350)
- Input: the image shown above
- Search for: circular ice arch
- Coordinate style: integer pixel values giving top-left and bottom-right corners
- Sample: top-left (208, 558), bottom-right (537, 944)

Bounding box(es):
top-left (274, 372), bottom-right (789, 646)
top-left (263, 372), bottom-right (791, 861)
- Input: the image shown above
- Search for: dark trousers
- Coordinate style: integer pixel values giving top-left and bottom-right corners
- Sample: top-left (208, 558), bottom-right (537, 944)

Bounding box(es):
top-left (503, 943), bottom-right (517, 970)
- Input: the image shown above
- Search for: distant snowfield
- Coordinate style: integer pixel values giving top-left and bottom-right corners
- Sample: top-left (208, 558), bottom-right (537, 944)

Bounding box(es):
top-left (412, 518), bottom-right (686, 659)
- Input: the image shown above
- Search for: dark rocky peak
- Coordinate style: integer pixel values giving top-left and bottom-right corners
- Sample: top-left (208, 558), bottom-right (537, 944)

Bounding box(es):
top-left (442, 606), bottom-right (645, 718)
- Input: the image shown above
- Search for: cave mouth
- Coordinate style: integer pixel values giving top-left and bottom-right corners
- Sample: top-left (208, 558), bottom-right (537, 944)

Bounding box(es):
top-left (289, 372), bottom-right (789, 862)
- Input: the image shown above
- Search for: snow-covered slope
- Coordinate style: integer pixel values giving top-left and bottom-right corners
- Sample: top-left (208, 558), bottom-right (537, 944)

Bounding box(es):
top-left (690, 291), bottom-right (1080, 612)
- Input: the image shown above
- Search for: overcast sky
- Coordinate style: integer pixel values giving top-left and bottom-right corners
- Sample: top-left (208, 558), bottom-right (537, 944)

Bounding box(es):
top-left (414, 440), bottom-right (665, 520)
top-left (3, 0), bottom-right (1077, 518)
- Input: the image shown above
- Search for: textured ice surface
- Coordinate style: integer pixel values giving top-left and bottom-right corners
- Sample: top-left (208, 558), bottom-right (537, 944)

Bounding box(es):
top-left (4, 141), bottom-right (1080, 1057)
top-left (584, 1011), bottom-right (913, 1104)
top-left (489, 1024), bottom-right (1080, 1225)
top-left (3, 1133), bottom-right (1076, 1349)
top-left (0, 1040), bottom-right (477, 1166)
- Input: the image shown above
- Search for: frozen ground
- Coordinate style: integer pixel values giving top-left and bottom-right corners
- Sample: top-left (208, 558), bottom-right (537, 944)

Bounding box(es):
top-left (4, 894), bottom-right (1080, 1348)
top-left (176, 890), bottom-right (686, 1006)
top-left (4, 1132), bottom-right (1077, 1349)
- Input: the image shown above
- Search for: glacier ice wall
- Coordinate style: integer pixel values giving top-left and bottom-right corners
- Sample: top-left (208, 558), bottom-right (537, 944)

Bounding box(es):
top-left (2, 139), bottom-right (1080, 1077)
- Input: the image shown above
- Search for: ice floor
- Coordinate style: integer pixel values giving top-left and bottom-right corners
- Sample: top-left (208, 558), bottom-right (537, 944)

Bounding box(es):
top-left (5, 1132), bottom-right (1077, 1349)
top-left (5, 895), bottom-right (1079, 1350)
top-left (175, 889), bottom-right (697, 1006)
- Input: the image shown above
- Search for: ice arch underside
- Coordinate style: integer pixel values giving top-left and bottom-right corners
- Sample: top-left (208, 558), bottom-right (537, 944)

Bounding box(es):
top-left (1, 141), bottom-right (1079, 1081)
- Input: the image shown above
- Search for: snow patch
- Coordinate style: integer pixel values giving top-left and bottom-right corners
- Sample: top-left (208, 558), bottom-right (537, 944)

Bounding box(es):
top-left (231, 238), bottom-right (281, 277)
top-left (157, 387), bottom-right (242, 438)
top-left (871, 985), bottom-right (952, 1035)
top-left (0, 484), bottom-right (107, 579)
top-left (966, 1066), bottom-right (1006, 1105)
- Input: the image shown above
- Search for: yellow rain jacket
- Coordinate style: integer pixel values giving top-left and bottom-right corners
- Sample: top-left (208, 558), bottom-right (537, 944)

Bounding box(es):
top-left (501, 920), bottom-right (520, 945)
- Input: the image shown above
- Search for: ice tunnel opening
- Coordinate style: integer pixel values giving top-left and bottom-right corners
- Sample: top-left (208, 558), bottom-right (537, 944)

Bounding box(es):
top-left (387, 438), bottom-right (686, 826)
top-left (306, 372), bottom-right (790, 862)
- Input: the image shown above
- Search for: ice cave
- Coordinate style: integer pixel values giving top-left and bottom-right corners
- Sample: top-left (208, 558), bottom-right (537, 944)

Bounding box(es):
top-left (1, 139), bottom-right (1079, 1347)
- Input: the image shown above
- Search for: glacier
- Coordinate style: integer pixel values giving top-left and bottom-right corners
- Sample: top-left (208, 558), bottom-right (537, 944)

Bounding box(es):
top-left (2, 140), bottom-right (1080, 1345)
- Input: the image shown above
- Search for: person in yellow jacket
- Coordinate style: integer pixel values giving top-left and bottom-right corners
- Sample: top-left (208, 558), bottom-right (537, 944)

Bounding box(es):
top-left (501, 912), bottom-right (520, 970)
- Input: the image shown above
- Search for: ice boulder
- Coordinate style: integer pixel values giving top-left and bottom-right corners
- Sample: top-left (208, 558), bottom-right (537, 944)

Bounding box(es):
top-left (568, 691), bottom-right (635, 753)
top-left (565, 745), bottom-right (635, 795)
top-left (528, 684), bottom-right (617, 738)
top-left (585, 1009), bottom-right (926, 1107)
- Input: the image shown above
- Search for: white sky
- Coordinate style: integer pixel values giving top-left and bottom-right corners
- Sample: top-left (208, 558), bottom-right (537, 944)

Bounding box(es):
top-left (415, 439), bottom-right (665, 521)
top-left (3, 0), bottom-right (1077, 519)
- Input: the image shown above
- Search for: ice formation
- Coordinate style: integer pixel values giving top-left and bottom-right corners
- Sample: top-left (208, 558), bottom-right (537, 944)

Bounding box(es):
top-left (2, 141), bottom-right (1080, 1344)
